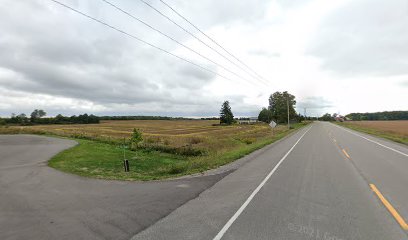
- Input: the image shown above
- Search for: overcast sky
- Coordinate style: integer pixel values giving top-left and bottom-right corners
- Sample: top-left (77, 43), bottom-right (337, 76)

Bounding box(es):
top-left (1, 0), bottom-right (407, 117)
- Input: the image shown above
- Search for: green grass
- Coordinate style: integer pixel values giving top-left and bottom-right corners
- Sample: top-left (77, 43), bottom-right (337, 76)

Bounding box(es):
top-left (201, 123), bottom-right (308, 169)
top-left (49, 140), bottom-right (189, 180)
top-left (49, 122), bottom-right (309, 181)
top-left (336, 122), bottom-right (408, 145)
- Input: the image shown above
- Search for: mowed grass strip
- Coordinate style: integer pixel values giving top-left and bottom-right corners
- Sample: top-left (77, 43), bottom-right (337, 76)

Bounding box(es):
top-left (47, 122), bottom-right (309, 181)
top-left (49, 139), bottom-right (189, 181)
top-left (337, 121), bottom-right (408, 145)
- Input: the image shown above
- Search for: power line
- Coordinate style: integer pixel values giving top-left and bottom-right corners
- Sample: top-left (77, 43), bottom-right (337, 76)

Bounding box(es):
top-left (100, 0), bottom-right (264, 87)
top-left (138, 0), bottom-right (267, 85)
top-left (159, 0), bottom-right (269, 83)
top-left (49, 0), bottom-right (238, 84)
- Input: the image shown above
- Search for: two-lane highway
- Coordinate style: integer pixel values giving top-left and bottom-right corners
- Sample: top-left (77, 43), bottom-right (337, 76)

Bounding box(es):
top-left (133, 122), bottom-right (408, 240)
top-left (329, 123), bottom-right (408, 231)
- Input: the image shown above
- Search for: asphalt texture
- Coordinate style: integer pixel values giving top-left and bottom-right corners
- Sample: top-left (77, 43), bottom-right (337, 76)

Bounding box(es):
top-left (133, 122), bottom-right (408, 240)
top-left (0, 134), bottom-right (227, 240)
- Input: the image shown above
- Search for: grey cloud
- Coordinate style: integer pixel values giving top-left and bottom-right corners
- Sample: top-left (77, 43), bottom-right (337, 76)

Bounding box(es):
top-left (296, 97), bottom-right (334, 117)
top-left (275, 0), bottom-right (311, 9)
top-left (297, 96), bottom-right (333, 109)
top-left (2, 0), bottom-right (314, 117)
top-left (164, 0), bottom-right (271, 28)
top-left (0, 0), bottom-right (225, 115)
top-left (306, 0), bottom-right (408, 77)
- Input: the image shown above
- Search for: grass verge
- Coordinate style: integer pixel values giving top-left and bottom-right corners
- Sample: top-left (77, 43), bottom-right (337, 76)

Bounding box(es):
top-left (46, 122), bottom-right (309, 181)
top-left (336, 122), bottom-right (408, 145)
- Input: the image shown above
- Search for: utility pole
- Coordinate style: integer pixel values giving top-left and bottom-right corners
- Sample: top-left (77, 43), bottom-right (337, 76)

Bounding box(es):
top-left (287, 96), bottom-right (290, 129)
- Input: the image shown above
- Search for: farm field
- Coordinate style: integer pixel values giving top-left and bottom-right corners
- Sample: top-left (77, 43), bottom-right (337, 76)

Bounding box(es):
top-left (1, 120), bottom-right (290, 149)
top-left (0, 120), bottom-right (309, 180)
top-left (338, 120), bottom-right (408, 145)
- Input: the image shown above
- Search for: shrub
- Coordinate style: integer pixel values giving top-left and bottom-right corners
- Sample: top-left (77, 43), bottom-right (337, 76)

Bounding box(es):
top-left (167, 164), bottom-right (188, 174)
top-left (189, 137), bottom-right (202, 145)
top-left (140, 144), bottom-right (207, 156)
top-left (130, 128), bottom-right (143, 148)
top-left (178, 146), bottom-right (207, 156)
top-left (163, 139), bottom-right (170, 145)
top-left (242, 138), bottom-right (256, 144)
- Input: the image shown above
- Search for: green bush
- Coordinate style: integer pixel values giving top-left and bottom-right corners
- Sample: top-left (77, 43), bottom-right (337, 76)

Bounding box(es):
top-left (242, 138), bottom-right (256, 144)
top-left (140, 144), bottom-right (206, 156)
top-left (130, 128), bottom-right (143, 148)
top-left (167, 163), bottom-right (188, 174)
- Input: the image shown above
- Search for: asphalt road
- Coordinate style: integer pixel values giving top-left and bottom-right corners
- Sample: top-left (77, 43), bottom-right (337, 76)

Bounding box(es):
top-left (133, 122), bottom-right (408, 240)
top-left (0, 135), bottom-right (227, 240)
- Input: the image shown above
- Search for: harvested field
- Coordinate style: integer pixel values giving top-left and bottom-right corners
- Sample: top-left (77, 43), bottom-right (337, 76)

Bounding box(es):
top-left (340, 120), bottom-right (408, 145)
top-left (1, 120), bottom-right (288, 151)
top-left (344, 121), bottom-right (408, 137)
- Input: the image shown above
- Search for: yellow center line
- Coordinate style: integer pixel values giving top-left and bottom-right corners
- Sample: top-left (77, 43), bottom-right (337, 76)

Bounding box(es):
top-left (342, 149), bottom-right (351, 159)
top-left (370, 184), bottom-right (408, 230)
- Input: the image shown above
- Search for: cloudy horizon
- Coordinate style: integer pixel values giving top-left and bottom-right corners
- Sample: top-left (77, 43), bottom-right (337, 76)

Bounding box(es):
top-left (1, 0), bottom-right (407, 118)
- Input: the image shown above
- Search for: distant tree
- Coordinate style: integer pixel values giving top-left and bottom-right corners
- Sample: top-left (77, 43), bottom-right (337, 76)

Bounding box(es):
top-left (219, 100), bottom-right (234, 125)
top-left (0, 117), bottom-right (5, 126)
top-left (30, 109), bottom-right (46, 122)
top-left (54, 114), bottom-right (66, 124)
top-left (8, 113), bottom-right (18, 124)
top-left (319, 113), bottom-right (334, 121)
top-left (15, 113), bottom-right (29, 125)
top-left (298, 115), bottom-right (306, 122)
top-left (258, 107), bottom-right (273, 123)
top-left (268, 91), bottom-right (297, 123)
top-left (69, 114), bottom-right (99, 124)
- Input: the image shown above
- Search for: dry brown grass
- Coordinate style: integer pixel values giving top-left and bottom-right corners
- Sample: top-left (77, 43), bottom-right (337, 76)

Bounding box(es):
top-left (0, 120), bottom-right (289, 154)
top-left (345, 121), bottom-right (408, 137)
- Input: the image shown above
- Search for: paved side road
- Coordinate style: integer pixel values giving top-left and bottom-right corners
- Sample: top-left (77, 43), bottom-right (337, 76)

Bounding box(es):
top-left (133, 122), bottom-right (408, 240)
top-left (0, 135), bottom-right (227, 240)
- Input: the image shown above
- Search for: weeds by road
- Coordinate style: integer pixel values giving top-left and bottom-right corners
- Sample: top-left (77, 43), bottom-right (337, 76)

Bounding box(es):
top-left (337, 121), bottom-right (408, 145)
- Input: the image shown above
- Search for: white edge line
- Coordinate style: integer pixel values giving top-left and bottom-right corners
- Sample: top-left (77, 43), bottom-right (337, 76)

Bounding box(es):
top-left (212, 126), bottom-right (313, 240)
top-left (333, 124), bottom-right (408, 157)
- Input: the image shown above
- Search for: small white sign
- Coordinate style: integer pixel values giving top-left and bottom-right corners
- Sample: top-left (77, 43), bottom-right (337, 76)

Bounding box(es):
top-left (269, 121), bottom-right (277, 128)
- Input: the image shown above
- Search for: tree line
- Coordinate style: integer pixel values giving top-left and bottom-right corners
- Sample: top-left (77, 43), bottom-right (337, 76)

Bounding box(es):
top-left (317, 111), bottom-right (408, 122)
top-left (346, 111), bottom-right (408, 121)
top-left (99, 116), bottom-right (193, 121)
top-left (1, 110), bottom-right (99, 125)
top-left (0, 112), bottom-right (200, 126)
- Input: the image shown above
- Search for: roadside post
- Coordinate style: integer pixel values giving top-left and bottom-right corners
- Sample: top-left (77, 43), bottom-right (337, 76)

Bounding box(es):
top-left (269, 120), bottom-right (277, 135)
top-left (123, 138), bottom-right (130, 172)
